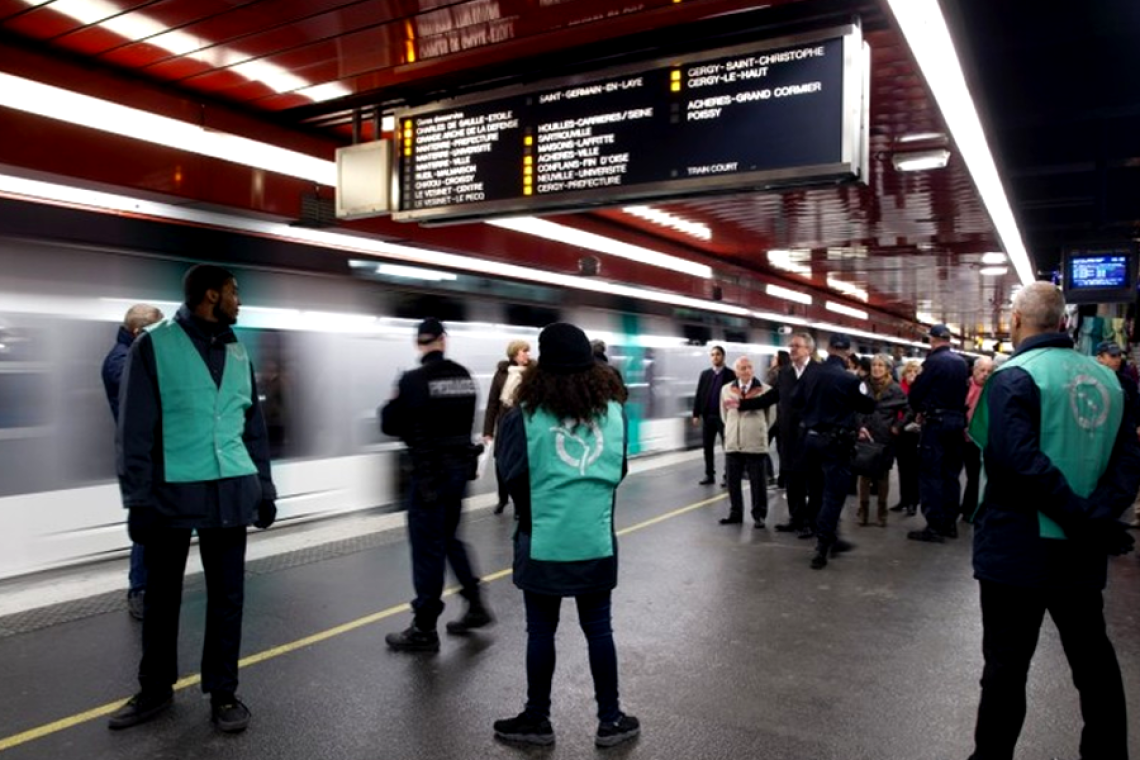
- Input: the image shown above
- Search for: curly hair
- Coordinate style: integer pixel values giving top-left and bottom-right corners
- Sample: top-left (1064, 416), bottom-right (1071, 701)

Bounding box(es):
top-left (515, 363), bottom-right (627, 422)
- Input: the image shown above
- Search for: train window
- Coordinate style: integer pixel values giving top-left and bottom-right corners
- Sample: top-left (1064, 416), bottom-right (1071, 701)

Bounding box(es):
top-left (0, 372), bottom-right (50, 428)
top-left (393, 292), bottom-right (466, 323)
top-left (505, 304), bottom-right (560, 328)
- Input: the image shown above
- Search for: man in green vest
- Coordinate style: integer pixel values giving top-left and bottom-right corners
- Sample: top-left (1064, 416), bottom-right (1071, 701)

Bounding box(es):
top-left (965, 282), bottom-right (1139, 760)
top-left (109, 264), bottom-right (277, 734)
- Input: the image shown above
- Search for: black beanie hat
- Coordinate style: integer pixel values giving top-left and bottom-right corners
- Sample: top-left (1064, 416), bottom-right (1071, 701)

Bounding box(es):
top-left (538, 322), bottom-right (596, 374)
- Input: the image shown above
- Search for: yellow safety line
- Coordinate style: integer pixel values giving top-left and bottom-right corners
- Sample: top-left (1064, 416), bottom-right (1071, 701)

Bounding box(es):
top-left (0, 492), bottom-right (724, 752)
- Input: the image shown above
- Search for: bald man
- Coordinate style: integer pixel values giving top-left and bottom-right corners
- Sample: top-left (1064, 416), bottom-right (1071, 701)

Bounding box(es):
top-left (965, 282), bottom-right (1140, 760)
top-left (102, 303), bottom-right (164, 621)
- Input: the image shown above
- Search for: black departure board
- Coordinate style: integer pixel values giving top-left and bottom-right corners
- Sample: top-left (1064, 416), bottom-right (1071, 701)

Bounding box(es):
top-left (392, 26), bottom-right (867, 222)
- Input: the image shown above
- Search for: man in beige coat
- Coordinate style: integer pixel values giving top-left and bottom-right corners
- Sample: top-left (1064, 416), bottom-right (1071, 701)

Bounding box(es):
top-left (720, 357), bottom-right (777, 527)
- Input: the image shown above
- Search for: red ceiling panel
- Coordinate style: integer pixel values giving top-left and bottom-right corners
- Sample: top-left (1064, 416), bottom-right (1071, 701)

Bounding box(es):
top-left (56, 0), bottom-right (263, 55)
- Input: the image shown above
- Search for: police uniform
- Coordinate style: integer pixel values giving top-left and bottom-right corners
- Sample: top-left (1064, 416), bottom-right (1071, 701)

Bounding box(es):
top-left (790, 334), bottom-right (875, 568)
top-left (907, 325), bottom-right (969, 541)
top-left (381, 318), bottom-right (489, 650)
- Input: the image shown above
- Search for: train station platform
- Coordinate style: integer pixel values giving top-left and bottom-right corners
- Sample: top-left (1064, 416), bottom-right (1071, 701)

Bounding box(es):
top-left (1, 450), bottom-right (1138, 760)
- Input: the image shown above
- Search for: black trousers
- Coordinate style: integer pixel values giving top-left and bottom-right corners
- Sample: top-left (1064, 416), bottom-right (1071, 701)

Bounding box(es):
top-left (725, 452), bottom-right (769, 522)
top-left (139, 526), bottom-right (247, 697)
top-left (895, 431), bottom-right (921, 508)
top-left (804, 434), bottom-right (852, 544)
top-left (918, 417), bottom-right (965, 531)
top-left (784, 468), bottom-right (823, 529)
top-left (701, 416), bottom-right (725, 478)
top-left (969, 580), bottom-right (1128, 760)
top-left (407, 464), bottom-right (481, 630)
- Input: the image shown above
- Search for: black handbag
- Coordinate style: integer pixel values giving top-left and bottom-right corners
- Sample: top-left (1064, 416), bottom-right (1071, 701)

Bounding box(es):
top-left (851, 440), bottom-right (890, 477)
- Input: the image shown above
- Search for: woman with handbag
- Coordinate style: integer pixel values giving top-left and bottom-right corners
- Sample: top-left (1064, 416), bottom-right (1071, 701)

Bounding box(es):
top-left (855, 355), bottom-right (907, 526)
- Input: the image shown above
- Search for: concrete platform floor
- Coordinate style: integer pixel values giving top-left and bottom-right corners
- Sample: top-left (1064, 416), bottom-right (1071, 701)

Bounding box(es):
top-left (1, 450), bottom-right (1138, 760)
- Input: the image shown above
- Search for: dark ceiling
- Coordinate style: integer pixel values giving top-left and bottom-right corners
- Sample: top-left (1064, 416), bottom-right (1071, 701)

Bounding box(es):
top-left (1, 0), bottom-right (1136, 342)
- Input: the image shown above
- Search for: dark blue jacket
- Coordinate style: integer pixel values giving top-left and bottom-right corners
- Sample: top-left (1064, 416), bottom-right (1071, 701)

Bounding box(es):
top-left (791, 354), bottom-right (875, 432)
top-left (498, 405), bottom-right (629, 596)
top-left (908, 345), bottom-right (968, 415)
top-left (117, 306), bottom-right (275, 529)
top-left (973, 333), bottom-right (1140, 590)
top-left (101, 326), bottom-right (134, 422)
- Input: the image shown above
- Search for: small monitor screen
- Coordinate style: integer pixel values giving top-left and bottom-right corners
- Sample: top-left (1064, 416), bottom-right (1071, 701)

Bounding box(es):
top-left (1068, 254), bottom-right (1129, 289)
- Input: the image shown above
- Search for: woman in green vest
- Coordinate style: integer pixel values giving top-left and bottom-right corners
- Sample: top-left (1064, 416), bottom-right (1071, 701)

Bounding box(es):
top-left (492, 322), bottom-right (638, 749)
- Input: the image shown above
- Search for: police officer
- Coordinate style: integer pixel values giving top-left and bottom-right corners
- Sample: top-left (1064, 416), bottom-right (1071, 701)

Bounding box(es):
top-left (381, 318), bottom-right (492, 652)
top-left (907, 324), bottom-right (969, 543)
top-left (965, 282), bottom-right (1139, 760)
top-left (791, 333), bottom-right (875, 569)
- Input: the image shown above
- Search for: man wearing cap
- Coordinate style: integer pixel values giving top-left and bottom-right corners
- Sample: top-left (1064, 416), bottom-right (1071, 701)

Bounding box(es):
top-left (907, 324), bottom-right (970, 543)
top-left (790, 333), bottom-right (875, 569)
top-left (381, 318), bottom-right (492, 652)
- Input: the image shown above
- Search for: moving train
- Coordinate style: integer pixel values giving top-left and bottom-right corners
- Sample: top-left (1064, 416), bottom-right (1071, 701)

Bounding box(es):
top-left (0, 236), bottom-right (787, 580)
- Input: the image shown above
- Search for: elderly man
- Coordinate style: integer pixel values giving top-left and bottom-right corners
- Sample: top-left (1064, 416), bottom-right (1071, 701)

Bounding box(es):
top-left (965, 282), bottom-right (1139, 760)
top-left (961, 356), bottom-right (994, 520)
top-left (719, 356), bottom-right (777, 527)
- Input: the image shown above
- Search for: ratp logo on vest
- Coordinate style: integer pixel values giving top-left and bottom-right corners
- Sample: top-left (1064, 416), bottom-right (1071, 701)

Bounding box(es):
top-left (551, 419), bottom-right (605, 475)
top-left (1067, 373), bottom-right (1112, 430)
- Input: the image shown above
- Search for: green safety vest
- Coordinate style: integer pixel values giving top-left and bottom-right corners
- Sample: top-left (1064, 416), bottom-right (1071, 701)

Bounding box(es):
top-left (148, 319), bottom-right (258, 483)
top-left (522, 401), bottom-right (624, 562)
top-left (969, 347), bottom-right (1122, 538)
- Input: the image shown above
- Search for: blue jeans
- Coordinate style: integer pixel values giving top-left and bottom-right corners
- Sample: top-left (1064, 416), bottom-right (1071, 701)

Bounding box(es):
top-left (523, 590), bottom-right (621, 723)
top-left (128, 542), bottom-right (147, 594)
top-left (406, 463), bottom-right (480, 630)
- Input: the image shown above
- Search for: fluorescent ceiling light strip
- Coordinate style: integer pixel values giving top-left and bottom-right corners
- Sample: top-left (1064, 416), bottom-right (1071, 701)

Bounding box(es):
top-left (0, 173), bottom-right (742, 319)
top-left (826, 301), bottom-right (869, 320)
top-left (767, 249), bottom-right (812, 276)
top-left (621, 205), bottom-right (712, 241)
top-left (0, 74), bottom-right (336, 186)
top-left (826, 276), bottom-right (868, 302)
top-left (981, 252), bottom-right (1007, 265)
top-left (1, 175), bottom-right (931, 351)
top-left (486, 217), bottom-right (712, 278)
top-left (376, 263), bottom-right (457, 281)
top-left (886, 0), bottom-right (1033, 285)
top-left (765, 284), bottom-right (812, 305)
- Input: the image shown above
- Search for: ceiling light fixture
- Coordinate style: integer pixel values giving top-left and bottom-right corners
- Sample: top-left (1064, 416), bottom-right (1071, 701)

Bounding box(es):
top-left (885, 0), bottom-right (1034, 285)
top-left (0, 74), bottom-right (336, 185)
top-left (979, 266), bottom-right (1009, 277)
top-left (376, 263), bottom-right (458, 281)
top-left (486, 217), bottom-right (713, 278)
top-left (766, 284), bottom-right (813, 305)
top-left (826, 301), bottom-right (869, 320)
top-left (622, 205), bottom-right (712, 241)
top-left (826, 276), bottom-right (869, 302)
top-left (767, 249), bottom-right (812, 276)
top-left (897, 131), bottom-right (947, 143)
top-left (891, 148), bottom-right (951, 172)
top-left (981, 252), bottom-right (1007, 265)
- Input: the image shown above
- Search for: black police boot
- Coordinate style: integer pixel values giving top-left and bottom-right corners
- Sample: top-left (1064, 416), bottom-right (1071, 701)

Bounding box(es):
top-left (907, 527), bottom-right (944, 543)
top-left (385, 624), bottom-right (440, 652)
top-left (446, 598), bottom-right (495, 635)
top-left (810, 539), bottom-right (832, 569)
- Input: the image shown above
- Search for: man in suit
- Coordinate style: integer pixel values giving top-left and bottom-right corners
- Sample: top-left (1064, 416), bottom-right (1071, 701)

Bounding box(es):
top-left (692, 345), bottom-right (736, 486)
top-left (773, 333), bottom-right (823, 537)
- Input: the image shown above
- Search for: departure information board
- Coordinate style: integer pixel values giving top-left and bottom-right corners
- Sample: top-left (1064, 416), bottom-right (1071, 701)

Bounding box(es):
top-left (392, 26), bottom-right (867, 223)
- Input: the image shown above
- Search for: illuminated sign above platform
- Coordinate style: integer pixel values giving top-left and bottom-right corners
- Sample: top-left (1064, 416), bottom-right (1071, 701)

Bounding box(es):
top-left (391, 25), bottom-right (869, 223)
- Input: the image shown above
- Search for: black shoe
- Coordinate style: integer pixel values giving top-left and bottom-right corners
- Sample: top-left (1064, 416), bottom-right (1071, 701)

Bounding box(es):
top-left (907, 528), bottom-right (944, 544)
top-left (905, 506), bottom-right (917, 516)
top-left (719, 515), bottom-right (743, 525)
top-left (107, 691), bottom-right (173, 730)
top-left (796, 528), bottom-right (816, 540)
top-left (446, 605), bottom-right (495, 635)
top-left (385, 625), bottom-right (440, 652)
top-left (888, 503), bottom-right (906, 512)
top-left (830, 538), bottom-right (855, 556)
top-left (810, 547), bottom-right (829, 569)
top-left (127, 591), bottom-right (145, 621)
top-left (767, 476), bottom-right (778, 488)
top-left (753, 519), bottom-right (766, 529)
top-left (494, 712), bottom-right (555, 746)
top-left (596, 713), bottom-right (640, 748)
top-left (942, 522), bottom-right (959, 539)
top-left (773, 522), bottom-right (798, 533)
top-left (698, 476), bottom-right (715, 485)
top-left (493, 502), bottom-right (507, 515)
top-left (720, 479), bottom-right (728, 488)
top-left (211, 695), bottom-right (251, 733)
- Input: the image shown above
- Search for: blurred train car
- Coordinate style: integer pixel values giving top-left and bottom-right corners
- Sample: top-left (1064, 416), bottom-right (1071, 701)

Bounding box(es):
top-left (0, 237), bottom-right (780, 580)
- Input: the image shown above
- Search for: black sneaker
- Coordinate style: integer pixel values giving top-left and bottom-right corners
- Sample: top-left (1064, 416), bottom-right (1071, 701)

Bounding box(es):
top-left (596, 713), bottom-right (640, 748)
top-left (753, 519), bottom-right (766, 529)
top-left (385, 625), bottom-right (440, 652)
top-left (810, 547), bottom-right (829, 570)
top-left (127, 591), bottom-right (145, 621)
top-left (907, 528), bottom-right (944, 544)
top-left (211, 696), bottom-right (251, 733)
top-left (445, 605), bottom-right (494, 635)
top-left (698, 476), bottom-right (715, 485)
top-left (718, 515), bottom-right (743, 525)
top-left (493, 712), bottom-right (555, 745)
top-left (107, 691), bottom-right (173, 730)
